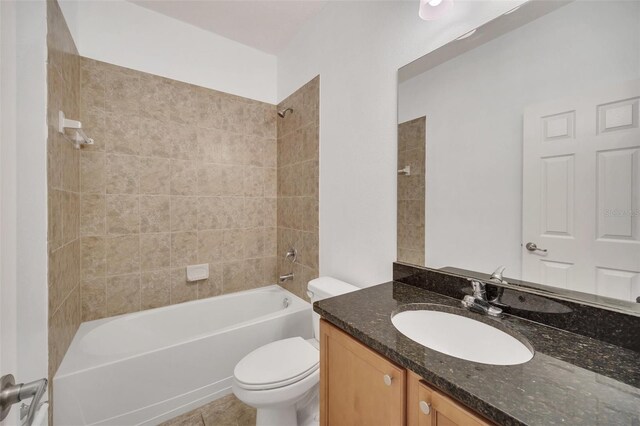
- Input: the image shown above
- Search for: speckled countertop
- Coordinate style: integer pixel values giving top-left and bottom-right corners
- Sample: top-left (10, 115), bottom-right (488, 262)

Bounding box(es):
top-left (314, 282), bottom-right (640, 426)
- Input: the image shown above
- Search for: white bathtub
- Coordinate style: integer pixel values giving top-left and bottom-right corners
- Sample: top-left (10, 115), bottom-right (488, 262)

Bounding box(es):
top-left (54, 285), bottom-right (312, 425)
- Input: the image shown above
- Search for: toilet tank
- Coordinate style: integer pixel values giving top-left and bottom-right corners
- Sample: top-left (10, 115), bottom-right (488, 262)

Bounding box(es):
top-left (308, 277), bottom-right (360, 340)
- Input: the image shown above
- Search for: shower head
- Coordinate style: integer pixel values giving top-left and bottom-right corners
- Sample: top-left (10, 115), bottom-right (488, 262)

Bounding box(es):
top-left (278, 107), bottom-right (294, 118)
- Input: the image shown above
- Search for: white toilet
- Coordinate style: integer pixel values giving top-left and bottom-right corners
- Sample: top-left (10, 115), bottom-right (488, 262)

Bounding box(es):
top-left (232, 277), bottom-right (359, 426)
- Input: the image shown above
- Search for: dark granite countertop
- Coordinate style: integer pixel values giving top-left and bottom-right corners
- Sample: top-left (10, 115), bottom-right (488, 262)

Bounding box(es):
top-left (314, 282), bottom-right (640, 426)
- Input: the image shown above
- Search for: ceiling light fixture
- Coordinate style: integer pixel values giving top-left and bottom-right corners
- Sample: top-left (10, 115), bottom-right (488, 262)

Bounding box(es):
top-left (419, 0), bottom-right (453, 21)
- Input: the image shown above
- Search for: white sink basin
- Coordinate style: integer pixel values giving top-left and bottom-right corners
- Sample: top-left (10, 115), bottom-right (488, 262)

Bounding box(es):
top-left (391, 309), bottom-right (533, 365)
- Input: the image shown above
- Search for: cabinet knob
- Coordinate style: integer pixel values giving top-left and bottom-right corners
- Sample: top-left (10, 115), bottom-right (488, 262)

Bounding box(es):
top-left (383, 374), bottom-right (392, 386)
top-left (419, 401), bottom-right (431, 415)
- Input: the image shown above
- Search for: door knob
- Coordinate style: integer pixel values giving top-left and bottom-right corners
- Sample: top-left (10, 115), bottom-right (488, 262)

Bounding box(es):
top-left (525, 242), bottom-right (547, 253)
top-left (383, 374), bottom-right (392, 386)
top-left (419, 400), bottom-right (431, 415)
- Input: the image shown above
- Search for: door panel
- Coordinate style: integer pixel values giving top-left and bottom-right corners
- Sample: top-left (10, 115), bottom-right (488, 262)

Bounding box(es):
top-left (523, 80), bottom-right (640, 301)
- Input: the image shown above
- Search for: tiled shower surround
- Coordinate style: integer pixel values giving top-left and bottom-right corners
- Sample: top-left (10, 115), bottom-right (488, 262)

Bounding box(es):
top-left (277, 78), bottom-right (320, 300)
top-left (397, 117), bottom-right (426, 266)
top-left (78, 58), bottom-right (283, 320)
top-left (47, 0), bottom-right (82, 403)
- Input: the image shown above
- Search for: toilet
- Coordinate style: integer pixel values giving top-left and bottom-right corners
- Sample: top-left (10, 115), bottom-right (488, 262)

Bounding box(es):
top-left (232, 277), bottom-right (359, 426)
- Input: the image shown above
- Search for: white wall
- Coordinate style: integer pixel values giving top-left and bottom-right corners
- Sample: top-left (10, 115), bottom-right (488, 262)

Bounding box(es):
top-left (0, 0), bottom-right (49, 416)
top-left (398, 0), bottom-right (640, 278)
top-left (277, 1), bottom-right (524, 287)
top-left (59, 0), bottom-right (278, 104)
top-left (0, 3), bottom-right (19, 423)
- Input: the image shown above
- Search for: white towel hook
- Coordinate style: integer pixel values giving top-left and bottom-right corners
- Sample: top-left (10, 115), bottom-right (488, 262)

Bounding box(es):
top-left (58, 111), bottom-right (94, 149)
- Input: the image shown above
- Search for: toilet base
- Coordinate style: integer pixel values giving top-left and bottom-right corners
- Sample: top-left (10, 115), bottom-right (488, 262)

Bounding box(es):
top-left (256, 406), bottom-right (297, 426)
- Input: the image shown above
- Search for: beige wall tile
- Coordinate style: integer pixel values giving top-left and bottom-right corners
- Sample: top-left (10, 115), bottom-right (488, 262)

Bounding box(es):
top-left (81, 193), bottom-right (105, 236)
top-left (106, 154), bottom-right (139, 194)
top-left (80, 58), bottom-right (105, 110)
top-left (264, 197), bottom-right (277, 228)
top-left (81, 277), bottom-right (106, 321)
top-left (80, 151), bottom-right (105, 193)
top-left (139, 74), bottom-right (172, 122)
top-left (222, 261), bottom-right (245, 294)
top-left (61, 144), bottom-right (80, 192)
top-left (78, 58), bottom-right (279, 323)
top-left (80, 106), bottom-right (107, 152)
top-left (397, 117), bottom-right (425, 266)
top-left (140, 195), bottom-right (170, 233)
top-left (81, 236), bottom-right (106, 279)
top-left (170, 268), bottom-right (198, 304)
top-left (106, 194), bottom-right (139, 234)
top-left (243, 228), bottom-right (265, 259)
top-left (197, 230), bottom-right (223, 264)
top-left (277, 77), bottom-right (319, 286)
top-left (48, 0), bottom-right (82, 386)
top-left (168, 81), bottom-right (198, 126)
top-left (243, 167), bottom-right (265, 197)
top-left (106, 273), bottom-right (140, 316)
top-left (140, 233), bottom-right (171, 271)
top-left (140, 157), bottom-right (171, 194)
top-left (106, 235), bottom-right (140, 275)
top-left (48, 240), bottom-right (80, 315)
top-left (198, 263), bottom-right (223, 299)
top-left (49, 190), bottom-right (64, 250)
top-left (245, 197), bottom-right (264, 228)
top-left (171, 196), bottom-right (198, 232)
top-left (141, 270), bottom-right (171, 309)
top-left (170, 160), bottom-right (198, 196)
top-left (104, 111), bottom-right (140, 155)
top-left (139, 118), bottom-right (173, 158)
top-left (171, 125), bottom-right (199, 161)
top-left (105, 67), bottom-right (141, 115)
top-left (62, 191), bottom-right (80, 245)
top-left (222, 229), bottom-right (245, 261)
top-left (197, 197), bottom-right (245, 230)
top-left (171, 232), bottom-right (198, 267)
top-left (198, 164), bottom-right (243, 196)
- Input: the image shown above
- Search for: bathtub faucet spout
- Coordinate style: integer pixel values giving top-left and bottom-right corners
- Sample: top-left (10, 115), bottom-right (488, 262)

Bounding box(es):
top-left (279, 273), bottom-right (294, 283)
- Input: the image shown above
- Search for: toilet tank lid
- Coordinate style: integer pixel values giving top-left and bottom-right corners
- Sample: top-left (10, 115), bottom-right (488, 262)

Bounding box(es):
top-left (308, 277), bottom-right (360, 300)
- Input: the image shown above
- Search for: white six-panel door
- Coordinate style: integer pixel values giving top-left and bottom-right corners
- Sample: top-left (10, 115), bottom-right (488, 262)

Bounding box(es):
top-left (522, 80), bottom-right (640, 302)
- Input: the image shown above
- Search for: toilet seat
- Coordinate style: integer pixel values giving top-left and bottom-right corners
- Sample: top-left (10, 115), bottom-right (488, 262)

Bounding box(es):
top-left (234, 337), bottom-right (319, 391)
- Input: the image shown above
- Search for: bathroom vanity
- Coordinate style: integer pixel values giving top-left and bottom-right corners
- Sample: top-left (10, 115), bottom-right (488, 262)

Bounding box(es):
top-left (320, 320), bottom-right (491, 425)
top-left (315, 267), bottom-right (640, 425)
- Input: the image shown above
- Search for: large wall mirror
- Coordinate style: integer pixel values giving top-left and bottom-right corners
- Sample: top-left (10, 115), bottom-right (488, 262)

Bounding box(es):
top-left (397, 0), bottom-right (640, 311)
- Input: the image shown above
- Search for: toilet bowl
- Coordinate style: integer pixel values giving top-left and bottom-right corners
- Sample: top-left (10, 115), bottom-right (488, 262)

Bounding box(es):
top-left (232, 277), bottom-right (359, 426)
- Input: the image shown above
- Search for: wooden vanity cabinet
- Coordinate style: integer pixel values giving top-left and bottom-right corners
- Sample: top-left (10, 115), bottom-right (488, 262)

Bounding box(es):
top-left (320, 319), bottom-right (406, 426)
top-left (407, 371), bottom-right (491, 426)
top-left (320, 320), bottom-right (492, 426)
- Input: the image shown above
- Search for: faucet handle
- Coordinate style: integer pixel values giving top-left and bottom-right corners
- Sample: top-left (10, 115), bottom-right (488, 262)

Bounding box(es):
top-left (468, 279), bottom-right (486, 299)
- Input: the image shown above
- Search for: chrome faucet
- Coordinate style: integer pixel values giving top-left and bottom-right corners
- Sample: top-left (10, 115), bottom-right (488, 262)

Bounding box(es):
top-left (489, 265), bottom-right (508, 284)
top-left (461, 279), bottom-right (503, 317)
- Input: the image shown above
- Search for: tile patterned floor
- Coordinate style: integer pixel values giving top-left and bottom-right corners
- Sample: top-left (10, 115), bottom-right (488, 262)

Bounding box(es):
top-left (159, 394), bottom-right (256, 426)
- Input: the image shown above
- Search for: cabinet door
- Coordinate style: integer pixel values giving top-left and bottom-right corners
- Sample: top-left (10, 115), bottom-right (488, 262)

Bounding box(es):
top-left (320, 320), bottom-right (406, 426)
top-left (407, 371), bottom-right (492, 426)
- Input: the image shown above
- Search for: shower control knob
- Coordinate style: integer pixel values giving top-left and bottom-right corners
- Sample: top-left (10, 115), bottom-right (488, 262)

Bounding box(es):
top-left (383, 374), bottom-right (392, 386)
top-left (419, 401), bottom-right (431, 415)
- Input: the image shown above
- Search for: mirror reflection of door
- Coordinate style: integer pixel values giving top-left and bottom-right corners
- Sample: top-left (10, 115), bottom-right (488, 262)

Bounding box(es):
top-left (397, 117), bottom-right (426, 266)
top-left (522, 80), bottom-right (640, 302)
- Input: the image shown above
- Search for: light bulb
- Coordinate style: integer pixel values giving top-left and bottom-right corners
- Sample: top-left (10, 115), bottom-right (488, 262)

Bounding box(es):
top-left (419, 0), bottom-right (454, 21)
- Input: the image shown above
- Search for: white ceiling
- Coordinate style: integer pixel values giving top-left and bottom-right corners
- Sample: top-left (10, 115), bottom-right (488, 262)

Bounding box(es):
top-left (129, 0), bottom-right (328, 54)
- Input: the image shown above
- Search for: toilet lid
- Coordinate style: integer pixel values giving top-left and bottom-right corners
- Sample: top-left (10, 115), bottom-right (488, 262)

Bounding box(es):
top-left (234, 337), bottom-right (319, 390)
